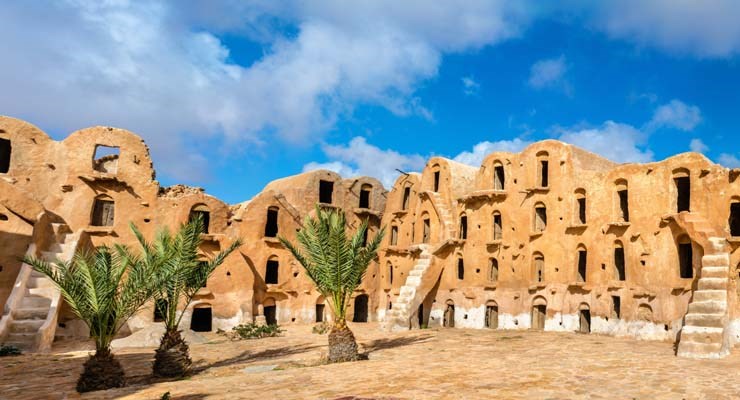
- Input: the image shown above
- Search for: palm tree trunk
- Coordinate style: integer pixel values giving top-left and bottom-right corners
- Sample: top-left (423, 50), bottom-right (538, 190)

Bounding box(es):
top-left (327, 323), bottom-right (359, 363)
top-left (76, 348), bottom-right (126, 393)
top-left (153, 329), bottom-right (192, 377)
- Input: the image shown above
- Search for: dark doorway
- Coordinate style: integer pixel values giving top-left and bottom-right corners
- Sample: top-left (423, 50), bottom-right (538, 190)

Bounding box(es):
top-left (493, 213), bottom-right (502, 240)
top-left (359, 186), bottom-right (371, 208)
top-left (457, 258), bottom-right (465, 280)
top-left (189, 207), bottom-right (210, 234)
top-left (577, 250), bottom-right (587, 282)
top-left (443, 303), bottom-right (455, 327)
top-left (389, 263), bottom-right (394, 285)
top-left (190, 307), bottom-right (212, 332)
top-left (0, 138), bottom-right (11, 173)
top-left (459, 215), bottom-right (468, 239)
top-left (532, 305), bottom-right (546, 330)
top-left (618, 190), bottom-right (630, 222)
top-left (417, 304), bottom-right (424, 327)
top-left (611, 296), bottom-right (621, 319)
top-left (579, 309), bottom-right (591, 333)
top-left (539, 160), bottom-right (549, 187)
top-left (402, 187), bottom-right (411, 210)
top-left (319, 180), bottom-right (334, 204)
top-left (485, 305), bottom-right (498, 329)
top-left (264, 305), bottom-right (277, 326)
top-left (577, 197), bottom-right (587, 224)
top-left (353, 295), bottom-right (368, 322)
top-left (679, 242), bottom-right (693, 279)
top-left (153, 299), bottom-right (167, 323)
top-left (315, 304), bottom-right (325, 323)
top-left (433, 171), bottom-right (440, 192)
top-left (265, 259), bottom-right (279, 284)
top-left (91, 197), bottom-right (115, 226)
top-left (614, 246), bottom-right (626, 281)
top-left (264, 207), bottom-right (279, 237)
top-left (675, 177), bottom-right (691, 212)
top-left (423, 218), bottom-right (430, 243)
top-left (494, 165), bottom-right (505, 190)
top-left (730, 203), bottom-right (740, 236)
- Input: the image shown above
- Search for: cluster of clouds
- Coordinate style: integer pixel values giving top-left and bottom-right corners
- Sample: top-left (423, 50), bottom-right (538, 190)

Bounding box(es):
top-left (2, 1), bottom-right (740, 185)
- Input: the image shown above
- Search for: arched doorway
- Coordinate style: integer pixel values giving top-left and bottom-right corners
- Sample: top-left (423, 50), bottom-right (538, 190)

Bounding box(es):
top-left (485, 301), bottom-right (498, 329)
top-left (443, 300), bottom-right (455, 328)
top-left (531, 297), bottom-right (547, 331)
top-left (190, 304), bottom-right (212, 332)
top-left (578, 303), bottom-right (591, 333)
top-left (353, 294), bottom-right (368, 323)
top-left (264, 297), bottom-right (277, 326)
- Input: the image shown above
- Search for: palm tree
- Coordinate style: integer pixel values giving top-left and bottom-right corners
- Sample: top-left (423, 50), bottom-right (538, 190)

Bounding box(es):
top-left (280, 205), bottom-right (384, 363)
top-left (24, 244), bottom-right (162, 392)
top-left (131, 217), bottom-right (241, 378)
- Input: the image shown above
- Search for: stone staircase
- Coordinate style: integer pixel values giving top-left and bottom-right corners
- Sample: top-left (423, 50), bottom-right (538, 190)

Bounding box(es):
top-left (664, 213), bottom-right (732, 359)
top-left (384, 245), bottom-right (439, 331)
top-left (424, 191), bottom-right (456, 239)
top-left (0, 223), bottom-right (78, 352)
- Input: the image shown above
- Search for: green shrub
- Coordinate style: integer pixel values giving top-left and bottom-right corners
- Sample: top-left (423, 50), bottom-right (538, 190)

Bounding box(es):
top-left (0, 344), bottom-right (22, 357)
top-left (230, 323), bottom-right (283, 340)
top-left (312, 322), bottom-right (330, 335)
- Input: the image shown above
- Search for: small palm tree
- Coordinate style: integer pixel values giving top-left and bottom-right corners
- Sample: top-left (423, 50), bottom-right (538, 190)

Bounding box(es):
top-left (131, 217), bottom-right (241, 378)
top-left (280, 205), bottom-right (384, 363)
top-left (24, 244), bottom-right (162, 392)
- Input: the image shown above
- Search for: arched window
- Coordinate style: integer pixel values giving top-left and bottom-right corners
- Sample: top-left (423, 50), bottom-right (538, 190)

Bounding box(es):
top-left (674, 168), bottom-right (691, 213)
top-left (359, 184), bottom-right (372, 208)
top-left (432, 164), bottom-right (441, 192)
top-left (421, 212), bottom-right (431, 244)
top-left (390, 225), bottom-right (398, 246)
top-left (91, 195), bottom-right (115, 226)
top-left (678, 235), bottom-right (693, 279)
top-left (264, 206), bottom-right (279, 237)
top-left (534, 202), bottom-right (547, 232)
top-left (577, 244), bottom-right (587, 282)
top-left (402, 186), bottom-right (412, 210)
top-left (457, 257), bottom-right (465, 280)
top-left (614, 241), bottom-right (626, 281)
top-left (575, 189), bottom-right (587, 224)
top-left (265, 256), bottom-right (279, 284)
top-left (489, 258), bottom-right (499, 282)
top-left (493, 161), bottom-right (505, 190)
top-left (459, 213), bottom-right (468, 240)
top-left (189, 204), bottom-right (210, 234)
top-left (536, 151), bottom-right (549, 188)
top-left (729, 198), bottom-right (740, 236)
top-left (493, 211), bottom-right (503, 240)
top-left (388, 262), bottom-right (394, 285)
top-left (533, 252), bottom-right (545, 283)
top-left (615, 179), bottom-right (629, 222)
top-left (319, 180), bottom-right (334, 204)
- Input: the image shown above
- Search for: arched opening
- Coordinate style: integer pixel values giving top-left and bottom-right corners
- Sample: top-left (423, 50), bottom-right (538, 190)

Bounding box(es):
top-left (637, 304), bottom-right (653, 321)
top-left (402, 186), bottom-right (411, 210)
top-left (443, 300), bottom-right (455, 328)
top-left (153, 299), bottom-right (168, 323)
top-left (422, 213), bottom-right (431, 244)
top-left (575, 189), bottom-right (587, 224)
top-left (533, 252), bottom-right (545, 283)
top-left (730, 199), bottom-right (740, 236)
top-left (678, 235), bottom-right (694, 279)
top-left (265, 256), bottom-right (279, 284)
top-left (493, 211), bottom-right (503, 240)
top-left (537, 151), bottom-right (549, 188)
top-left (459, 213), bottom-right (468, 240)
top-left (315, 297), bottom-right (326, 323)
top-left (616, 180), bottom-right (629, 222)
top-left (92, 144), bottom-right (119, 174)
top-left (359, 184), bottom-right (372, 208)
top-left (432, 164), bottom-right (441, 192)
top-left (91, 195), bottom-right (115, 226)
top-left (578, 303), bottom-right (591, 333)
top-left (190, 305), bottom-right (212, 332)
top-left (611, 295), bottom-right (621, 319)
top-left (457, 257), bottom-right (465, 280)
top-left (534, 203), bottom-right (547, 232)
top-left (189, 204), bottom-right (210, 234)
top-left (264, 298), bottom-right (277, 326)
top-left (319, 180), bottom-right (334, 204)
top-left (577, 244), bottom-right (587, 282)
top-left (485, 301), bottom-right (498, 329)
top-left (0, 138), bottom-right (11, 173)
top-left (387, 262), bottom-right (394, 285)
top-left (390, 225), bottom-right (398, 246)
top-left (614, 241), bottom-right (626, 281)
top-left (493, 161), bottom-right (505, 190)
top-left (264, 207), bottom-right (279, 237)
top-left (531, 297), bottom-right (547, 330)
top-left (674, 169), bottom-right (691, 213)
top-left (353, 294), bottom-right (369, 322)
top-left (489, 258), bottom-right (499, 282)
top-left (362, 227), bottom-right (369, 247)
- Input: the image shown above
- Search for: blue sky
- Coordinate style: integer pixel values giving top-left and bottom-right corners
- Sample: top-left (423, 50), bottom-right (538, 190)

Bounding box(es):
top-left (2, 1), bottom-right (740, 203)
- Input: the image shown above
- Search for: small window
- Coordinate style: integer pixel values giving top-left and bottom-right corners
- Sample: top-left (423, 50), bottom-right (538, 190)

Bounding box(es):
top-left (319, 180), bottom-right (334, 204)
top-left (493, 212), bottom-right (503, 240)
top-left (92, 145), bottom-right (120, 174)
top-left (575, 189), bottom-right (587, 225)
top-left (577, 248), bottom-right (587, 282)
top-left (189, 204), bottom-right (210, 234)
top-left (264, 207), bottom-right (279, 237)
top-left (265, 258), bottom-right (279, 284)
top-left (390, 226), bottom-right (398, 246)
top-left (402, 186), bottom-right (411, 210)
top-left (616, 181), bottom-right (630, 222)
top-left (422, 218), bottom-right (431, 244)
top-left (675, 176), bottom-right (691, 213)
top-left (493, 163), bottom-right (505, 190)
top-left (91, 196), bottom-right (115, 226)
top-left (459, 214), bottom-right (468, 240)
top-left (433, 171), bottom-right (440, 192)
top-left (731, 202), bottom-right (740, 236)
top-left (489, 258), bottom-right (499, 282)
top-left (457, 258), bottom-right (464, 280)
top-left (533, 253), bottom-right (545, 283)
top-left (0, 138), bottom-right (11, 173)
top-left (534, 204), bottom-right (547, 232)
top-left (359, 184), bottom-right (371, 208)
top-left (614, 242), bottom-right (626, 281)
top-left (388, 263), bottom-right (394, 285)
top-left (539, 160), bottom-right (549, 187)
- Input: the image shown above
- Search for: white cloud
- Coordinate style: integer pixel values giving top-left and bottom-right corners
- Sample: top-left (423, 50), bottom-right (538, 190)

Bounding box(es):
top-left (718, 153), bottom-right (740, 168)
top-left (453, 138), bottom-right (532, 166)
top-left (589, 0), bottom-right (740, 57)
top-left (556, 121), bottom-right (654, 163)
top-left (0, 1), bottom-right (534, 183)
top-left (462, 76), bottom-right (481, 96)
top-left (690, 138), bottom-right (709, 153)
top-left (303, 137), bottom-right (426, 188)
top-left (527, 55), bottom-right (571, 94)
top-left (647, 99), bottom-right (702, 131)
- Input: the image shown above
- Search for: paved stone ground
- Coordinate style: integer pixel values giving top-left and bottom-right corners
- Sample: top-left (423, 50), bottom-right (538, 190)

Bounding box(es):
top-left (1, 323), bottom-right (739, 399)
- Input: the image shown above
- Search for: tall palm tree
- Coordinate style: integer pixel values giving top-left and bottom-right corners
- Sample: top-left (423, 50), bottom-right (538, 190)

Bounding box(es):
top-left (24, 244), bottom-right (162, 392)
top-left (280, 205), bottom-right (384, 363)
top-left (131, 217), bottom-right (241, 378)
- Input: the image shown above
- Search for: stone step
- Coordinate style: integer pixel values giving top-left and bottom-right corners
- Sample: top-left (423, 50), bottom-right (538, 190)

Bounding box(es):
top-left (701, 266), bottom-right (729, 278)
top-left (20, 296), bottom-right (51, 308)
top-left (708, 238), bottom-right (728, 252)
top-left (409, 270), bottom-right (423, 277)
top-left (13, 307), bottom-right (48, 320)
top-left (400, 287), bottom-right (415, 296)
top-left (688, 301), bottom-right (727, 314)
top-left (30, 270), bottom-right (46, 278)
top-left (702, 254), bottom-right (730, 267)
top-left (697, 277), bottom-right (728, 291)
top-left (406, 276), bottom-right (421, 286)
top-left (40, 251), bottom-right (62, 262)
top-left (685, 313), bottom-right (726, 328)
top-left (9, 319), bottom-right (44, 333)
top-left (27, 277), bottom-right (54, 289)
top-left (693, 290), bottom-right (727, 302)
top-left (677, 341), bottom-right (723, 357)
top-left (28, 287), bottom-right (56, 297)
top-left (5, 332), bottom-right (36, 345)
top-left (680, 326), bottom-right (724, 344)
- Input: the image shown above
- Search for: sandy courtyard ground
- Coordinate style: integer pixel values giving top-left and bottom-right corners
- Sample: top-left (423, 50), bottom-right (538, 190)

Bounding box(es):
top-left (1, 323), bottom-right (739, 400)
